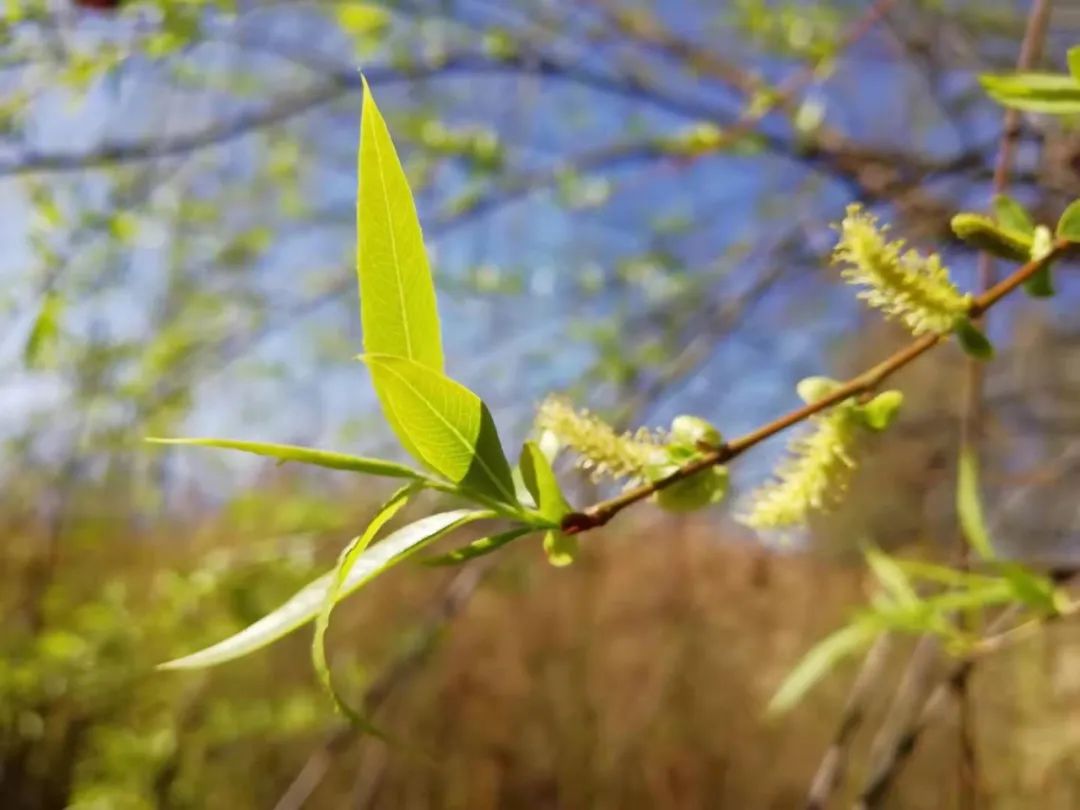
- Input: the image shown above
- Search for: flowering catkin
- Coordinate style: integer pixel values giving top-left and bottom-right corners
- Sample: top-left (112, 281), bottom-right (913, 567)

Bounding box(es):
top-left (739, 403), bottom-right (862, 531)
top-left (834, 204), bottom-right (970, 336)
top-left (535, 396), bottom-right (666, 483)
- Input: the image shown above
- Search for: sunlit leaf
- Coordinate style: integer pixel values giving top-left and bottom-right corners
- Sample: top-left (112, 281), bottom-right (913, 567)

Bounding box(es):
top-left (363, 354), bottom-right (517, 506)
top-left (1055, 199), bottom-right (1080, 242)
top-left (24, 291), bottom-right (63, 369)
top-left (147, 437), bottom-right (422, 480)
top-left (519, 441), bottom-right (571, 524)
top-left (767, 621), bottom-right (877, 717)
top-left (313, 483), bottom-right (418, 732)
top-left (980, 72), bottom-right (1080, 114)
top-left (992, 194), bottom-right (1035, 235)
top-left (159, 509), bottom-right (493, 670)
top-left (422, 526), bottom-right (533, 566)
top-left (950, 213), bottom-right (1032, 262)
top-left (957, 444), bottom-right (995, 560)
top-left (542, 530), bottom-right (578, 567)
top-left (864, 547), bottom-right (918, 606)
top-left (1069, 46), bottom-right (1080, 84)
top-left (358, 80), bottom-right (444, 371)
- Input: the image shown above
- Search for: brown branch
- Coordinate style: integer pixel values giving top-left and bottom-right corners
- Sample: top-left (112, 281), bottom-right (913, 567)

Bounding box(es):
top-left (561, 239), bottom-right (1075, 536)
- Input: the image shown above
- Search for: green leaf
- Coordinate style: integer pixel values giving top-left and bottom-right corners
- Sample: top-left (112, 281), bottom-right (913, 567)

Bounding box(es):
top-left (864, 547), bottom-right (919, 607)
top-left (767, 621), bottom-right (877, 717)
top-left (423, 526), bottom-right (533, 566)
top-left (996, 562), bottom-right (1059, 614)
top-left (519, 441), bottom-right (571, 524)
top-left (1069, 46), bottom-right (1080, 84)
top-left (146, 437), bottom-right (422, 480)
top-left (24, 291), bottom-right (63, 369)
top-left (980, 72), bottom-right (1080, 114)
top-left (358, 79), bottom-right (444, 371)
top-left (992, 194), bottom-right (1035, 235)
top-left (313, 483), bottom-right (418, 732)
top-left (957, 444), bottom-right (995, 560)
top-left (363, 354), bottom-right (517, 506)
top-left (953, 317), bottom-right (994, 360)
top-left (1056, 199), bottom-right (1080, 242)
top-left (543, 530), bottom-right (579, 567)
top-left (159, 509), bottom-right (493, 670)
top-left (859, 390), bottom-right (903, 431)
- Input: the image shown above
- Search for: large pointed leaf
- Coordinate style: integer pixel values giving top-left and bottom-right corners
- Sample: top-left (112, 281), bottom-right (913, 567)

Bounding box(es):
top-left (147, 437), bottom-right (422, 480)
top-left (313, 483), bottom-right (418, 730)
top-left (159, 509), bottom-right (493, 670)
top-left (358, 79), bottom-right (443, 371)
top-left (519, 440), bottom-right (571, 524)
top-left (363, 354), bottom-right (517, 505)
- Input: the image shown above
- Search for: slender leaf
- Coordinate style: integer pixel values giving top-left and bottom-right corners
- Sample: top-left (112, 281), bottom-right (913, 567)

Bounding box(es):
top-left (980, 72), bottom-right (1080, 114)
top-left (767, 621), bottom-right (877, 717)
top-left (864, 547), bottom-right (918, 606)
top-left (423, 526), bottom-right (533, 566)
top-left (24, 291), bottom-right (63, 369)
top-left (1070, 46), bottom-right (1080, 84)
top-left (313, 483), bottom-right (418, 732)
top-left (992, 194), bottom-right (1035, 235)
top-left (520, 441), bottom-right (571, 524)
top-left (1056, 199), bottom-right (1080, 242)
top-left (363, 354), bottom-right (517, 505)
top-left (957, 444), bottom-right (995, 560)
top-left (159, 509), bottom-right (493, 670)
top-left (147, 437), bottom-right (422, 480)
top-left (358, 79), bottom-right (444, 371)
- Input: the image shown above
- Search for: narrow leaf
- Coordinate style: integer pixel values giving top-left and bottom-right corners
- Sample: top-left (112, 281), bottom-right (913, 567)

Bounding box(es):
top-left (1069, 46), bottom-right (1080, 84)
top-left (953, 317), bottom-right (994, 360)
top-left (24, 291), bottom-right (63, 369)
top-left (864, 547), bottom-right (919, 606)
top-left (423, 526), bottom-right (533, 566)
top-left (980, 72), bottom-right (1080, 114)
top-left (363, 354), bottom-right (517, 505)
top-left (358, 79), bottom-right (444, 370)
top-left (992, 194), bottom-right (1035, 235)
top-left (767, 622), bottom-right (877, 717)
top-left (1056, 199), bottom-right (1080, 242)
top-left (957, 444), bottom-right (995, 560)
top-left (147, 437), bottom-right (422, 480)
top-left (313, 483), bottom-right (418, 731)
top-left (159, 509), bottom-right (493, 670)
top-left (520, 440), bottom-right (571, 523)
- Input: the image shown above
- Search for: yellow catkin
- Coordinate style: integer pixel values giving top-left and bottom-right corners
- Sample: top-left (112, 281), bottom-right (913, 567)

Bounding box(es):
top-left (535, 396), bottom-right (666, 483)
top-left (834, 204), bottom-right (970, 336)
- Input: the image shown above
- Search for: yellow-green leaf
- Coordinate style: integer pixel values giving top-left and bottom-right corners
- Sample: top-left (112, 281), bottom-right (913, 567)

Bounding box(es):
top-left (24, 291), bottom-right (63, 369)
top-left (519, 440), bottom-right (571, 524)
top-left (159, 509), bottom-right (493, 670)
top-left (423, 526), bottom-right (533, 566)
top-left (313, 483), bottom-right (418, 731)
top-left (358, 80), bottom-right (444, 371)
top-left (543, 530), bottom-right (578, 567)
top-left (146, 437), bottom-right (422, 480)
top-left (1056, 199), bottom-right (1080, 242)
top-left (363, 354), bottom-right (517, 505)
top-left (767, 621), bottom-right (877, 717)
top-left (957, 444), bottom-right (994, 560)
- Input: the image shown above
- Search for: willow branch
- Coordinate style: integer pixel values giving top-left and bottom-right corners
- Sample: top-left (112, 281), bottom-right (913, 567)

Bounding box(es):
top-left (561, 239), bottom-right (1075, 535)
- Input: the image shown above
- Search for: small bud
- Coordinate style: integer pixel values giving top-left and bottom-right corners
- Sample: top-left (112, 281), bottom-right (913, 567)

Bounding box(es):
top-left (652, 466), bottom-right (729, 513)
top-left (669, 415), bottom-right (722, 448)
top-left (543, 530), bottom-right (578, 567)
top-left (860, 390), bottom-right (903, 431)
top-left (950, 213), bottom-right (1032, 263)
top-left (797, 376), bottom-right (842, 404)
top-left (954, 317), bottom-right (995, 360)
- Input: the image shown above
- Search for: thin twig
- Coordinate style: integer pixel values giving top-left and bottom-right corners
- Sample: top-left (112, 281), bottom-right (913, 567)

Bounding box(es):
top-left (561, 240), bottom-right (1074, 536)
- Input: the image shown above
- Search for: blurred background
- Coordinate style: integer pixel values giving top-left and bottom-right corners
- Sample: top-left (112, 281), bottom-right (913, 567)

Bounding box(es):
top-left (5, 0), bottom-right (1080, 807)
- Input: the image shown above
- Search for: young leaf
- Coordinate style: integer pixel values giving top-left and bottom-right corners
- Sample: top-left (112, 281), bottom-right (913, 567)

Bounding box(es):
top-left (992, 194), bottom-right (1035, 235)
top-left (543, 530), bottom-right (579, 567)
top-left (864, 547), bottom-right (919, 607)
top-left (363, 354), bottom-right (517, 506)
top-left (146, 437), bottom-right (423, 480)
top-left (953, 317), bottom-right (994, 360)
top-left (1069, 46), bottom-right (1080, 84)
top-left (519, 440), bottom-right (571, 524)
top-left (159, 509), bottom-right (494, 670)
top-left (1056, 199), bottom-right (1080, 242)
top-left (358, 79), bottom-right (444, 371)
top-left (423, 526), bottom-right (533, 566)
top-left (24, 291), bottom-right (63, 369)
top-left (957, 444), bottom-right (995, 560)
top-left (980, 72), bottom-right (1080, 114)
top-left (313, 483), bottom-right (417, 730)
top-left (767, 621), bottom-right (877, 717)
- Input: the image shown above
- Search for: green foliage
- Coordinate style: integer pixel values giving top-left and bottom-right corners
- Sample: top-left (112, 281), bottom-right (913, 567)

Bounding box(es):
top-left (767, 621), bottom-right (876, 717)
top-left (1055, 199), bottom-right (1080, 242)
top-left (980, 71), bottom-right (1080, 115)
top-left (950, 212), bottom-right (1033, 262)
top-left (23, 290), bottom-right (63, 369)
top-left (519, 441), bottom-right (572, 524)
top-left (954, 317), bottom-right (995, 360)
top-left (160, 509), bottom-right (494, 670)
top-left (422, 526), bottom-right (535, 566)
top-left (957, 444), bottom-right (995, 560)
